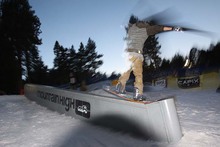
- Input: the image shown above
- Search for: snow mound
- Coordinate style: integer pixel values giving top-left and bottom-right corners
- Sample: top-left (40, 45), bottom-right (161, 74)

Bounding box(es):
top-left (1, 82), bottom-right (220, 146)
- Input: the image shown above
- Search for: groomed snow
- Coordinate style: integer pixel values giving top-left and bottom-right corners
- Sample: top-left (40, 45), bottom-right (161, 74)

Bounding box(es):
top-left (0, 84), bottom-right (220, 147)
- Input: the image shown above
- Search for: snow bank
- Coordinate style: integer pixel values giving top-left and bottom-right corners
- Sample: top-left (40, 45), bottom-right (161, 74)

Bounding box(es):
top-left (0, 85), bottom-right (220, 147)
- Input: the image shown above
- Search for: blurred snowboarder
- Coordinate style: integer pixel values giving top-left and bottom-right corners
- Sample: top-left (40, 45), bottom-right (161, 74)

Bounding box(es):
top-left (116, 20), bottom-right (182, 100)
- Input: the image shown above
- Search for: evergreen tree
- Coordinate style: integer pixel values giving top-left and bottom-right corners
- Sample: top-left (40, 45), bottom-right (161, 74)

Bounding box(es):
top-left (52, 41), bottom-right (69, 84)
top-left (143, 35), bottom-right (162, 70)
top-left (209, 43), bottom-right (220, 67)
top-left (53, 41), bottom-right (61, 69)
top-left (160, 58), bottom-right (171, 70)
top-left (196, 50), bottom-right (207, 67)
top-left (75, 38), bottom-right (103, 83)
top-left (0, 0), bottom-right (41, 93)
top-left (108, 72), bottom-right (120, 80)
top-left (170, 53), bottom-right (185, 70)
top-left (74, 42), bottom-right (87, 86)
top-left (27, 45), bottom-right (48, 84)
top-left (142, 35), bottom-right (162, 82)
top-left (84, 38), bottom-right (103, 74)
top-left (68, 45), bottom-right (77, 72)
top-left (187, 43), bottom-right (220, 69)
top-left (75, 42), bottom-right (86, 74)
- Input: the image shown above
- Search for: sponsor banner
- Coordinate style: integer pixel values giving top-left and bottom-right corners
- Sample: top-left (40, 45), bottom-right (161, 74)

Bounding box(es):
top-left (177, 76), bottom-right (200, 89)
top-left (75, 100), bottom-right (90, 118)
top-left (37, 90), bottom-right (90, 119)
top-left (155, 79), bottom-right (167, 88)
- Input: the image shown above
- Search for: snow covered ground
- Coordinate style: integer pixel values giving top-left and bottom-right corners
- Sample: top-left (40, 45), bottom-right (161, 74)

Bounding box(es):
top-left (0, 83), bottom-right (220, 147)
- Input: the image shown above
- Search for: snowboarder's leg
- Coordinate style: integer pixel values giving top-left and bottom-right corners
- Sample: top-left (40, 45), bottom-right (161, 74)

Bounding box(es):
top-left (132, 57), bottom-right (143, 94)
top-left (117, 68), bottom-right (132, 93)
top-left (132, 57), bottom-right (145, 100)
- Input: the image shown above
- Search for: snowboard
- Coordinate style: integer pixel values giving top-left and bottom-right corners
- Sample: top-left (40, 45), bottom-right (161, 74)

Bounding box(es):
top-left (103, 86), bottom-right (153, 104)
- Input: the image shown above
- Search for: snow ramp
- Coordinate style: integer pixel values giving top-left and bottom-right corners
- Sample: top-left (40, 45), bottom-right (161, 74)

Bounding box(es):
top-left (24, 84), bottom-right (182, 143)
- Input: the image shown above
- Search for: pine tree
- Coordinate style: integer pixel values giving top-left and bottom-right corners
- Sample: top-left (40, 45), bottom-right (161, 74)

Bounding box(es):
top-left (170, 53), bottom-right (185, 70)
top-left (75, 38), bottom-right (103, 83)
top-left (75, 42), bottom-right (86, 73)
top-left (143, 35), bottom-right (162, 70)
top-left (52, 41), bottom-right (69, 84)
top-left (68, 45), bottom-right (77, 72)
top-left (53, 41), bottom-right (61, 69)
top-left (160, 58), bottom-right (171, 70)
top-left (26, 45), bottom-right (48, 84)
top-left (209, 43), bottom-right (220, 67)
top-left (84, 38), bottom-right (103, 74)
top-left (0, 0), bottom-right (41, 93)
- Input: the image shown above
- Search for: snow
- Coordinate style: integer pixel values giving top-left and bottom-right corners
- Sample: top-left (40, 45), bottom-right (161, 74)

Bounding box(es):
top-left (0, 83), bottom-right (220, 147)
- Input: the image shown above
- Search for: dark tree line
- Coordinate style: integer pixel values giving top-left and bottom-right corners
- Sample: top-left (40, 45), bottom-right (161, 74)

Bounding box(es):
top-left (0, 0), bottom-right (42, 94)
top-left (189, 43), bottom-right (220, 68)
top-left (22, 37), bottom-right (103, 89)
top-left (0, 0), bottom-right (103, 94)
top-left (1, 1), bottom-right (219, 94)
top-left (148, 43), bottom-right (220, 80)
top-left (49, 39), bottom-right (103, 86)
top-left (165, 43), bottom-right (220, 71)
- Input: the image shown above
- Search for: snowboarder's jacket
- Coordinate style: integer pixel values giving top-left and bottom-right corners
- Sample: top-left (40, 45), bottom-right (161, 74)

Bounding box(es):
top-left (125, 21), bottom-right (164, 61)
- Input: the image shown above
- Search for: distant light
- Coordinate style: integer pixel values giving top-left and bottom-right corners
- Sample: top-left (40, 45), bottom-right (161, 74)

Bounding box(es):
top-left (184, 59), bottom-right (190, 67)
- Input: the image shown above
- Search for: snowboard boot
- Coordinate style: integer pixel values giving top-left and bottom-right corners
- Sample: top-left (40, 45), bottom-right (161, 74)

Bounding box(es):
top-left (115, 82), bottom-right (126, 94)
top-left (133, 87), bottom-right (146, 101)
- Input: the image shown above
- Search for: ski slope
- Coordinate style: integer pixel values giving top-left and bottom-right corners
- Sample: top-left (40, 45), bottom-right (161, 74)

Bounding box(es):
top-left (0, 83), bottom-right (220, 147)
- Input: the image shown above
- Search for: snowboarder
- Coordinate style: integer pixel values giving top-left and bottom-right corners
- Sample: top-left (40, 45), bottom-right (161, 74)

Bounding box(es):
top-left (116, 20), bottom-right (182, 101)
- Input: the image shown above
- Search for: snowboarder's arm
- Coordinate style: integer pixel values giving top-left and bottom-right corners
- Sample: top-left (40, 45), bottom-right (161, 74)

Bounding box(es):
top-left (135, 21), bottom-right (165, 35)
top-left (147, 25), bottom-right (173, 35)
top-left (135, 21), bottom-right (176, 35)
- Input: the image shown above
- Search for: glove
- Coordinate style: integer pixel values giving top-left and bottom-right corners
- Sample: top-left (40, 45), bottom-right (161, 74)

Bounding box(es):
top-left (172, 26), bottom-right (183, 32)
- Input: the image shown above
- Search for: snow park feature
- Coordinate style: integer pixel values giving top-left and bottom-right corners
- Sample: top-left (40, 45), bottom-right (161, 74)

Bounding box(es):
top-left (24, 84), bottom-right (182, 143)
top-left (1, 82), bottom-right (220, 146)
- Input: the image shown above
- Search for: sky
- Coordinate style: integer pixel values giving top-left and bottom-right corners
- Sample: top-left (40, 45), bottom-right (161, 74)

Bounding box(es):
top-left (29, 0), bottom-right (220, 75)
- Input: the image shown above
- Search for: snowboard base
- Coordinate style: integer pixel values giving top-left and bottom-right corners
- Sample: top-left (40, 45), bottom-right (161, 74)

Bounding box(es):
top-left (103, 86), bottom-right (152, 104)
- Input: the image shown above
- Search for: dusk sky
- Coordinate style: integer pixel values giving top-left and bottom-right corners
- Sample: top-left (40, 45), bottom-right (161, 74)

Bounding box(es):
top-left (29, 0), bottom-right (220, 75)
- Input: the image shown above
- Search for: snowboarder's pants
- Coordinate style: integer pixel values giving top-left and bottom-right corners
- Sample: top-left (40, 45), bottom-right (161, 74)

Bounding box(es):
top-left (118, 56), bottom-right (143, 94)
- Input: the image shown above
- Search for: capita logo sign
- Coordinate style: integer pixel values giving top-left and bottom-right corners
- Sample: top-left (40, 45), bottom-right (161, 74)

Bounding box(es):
top-left (177, 76), bottom-right (200, 89)
top-left (75, 100), bottom-right (90, 118)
